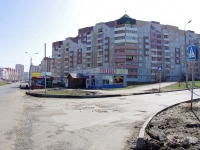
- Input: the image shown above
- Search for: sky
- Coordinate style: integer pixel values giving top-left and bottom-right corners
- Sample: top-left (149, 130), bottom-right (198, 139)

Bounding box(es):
top-left (0, 0), bottom-right (200, 71)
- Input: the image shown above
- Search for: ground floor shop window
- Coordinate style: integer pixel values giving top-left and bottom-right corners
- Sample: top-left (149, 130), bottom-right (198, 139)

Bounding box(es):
top-left (102, 75), bottom-right (113, 84)
top-left (114, 76), bottom-right (124, 84)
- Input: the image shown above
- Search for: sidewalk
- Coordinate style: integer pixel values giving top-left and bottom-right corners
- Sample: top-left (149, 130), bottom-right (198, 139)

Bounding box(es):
top-left (26, 82), bottom-right (179, 98)
top-left (80, 82), bottom-right (177, 95)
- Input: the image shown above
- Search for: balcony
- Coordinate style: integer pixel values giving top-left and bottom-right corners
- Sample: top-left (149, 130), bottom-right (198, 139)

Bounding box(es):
top-left (86, 55), bottom-right (91, 58)
top-left (114, 52), bottom-right (138, 56)
top-left (164, 43), bottom-right (169, 46)
top-left (114, 33), bottom-right (125, 37)
top-left (97, 54), bottom-right (103, 58)
top-left (126, 39), bottom-right (138, 43)
top-left (114, 52), bottom-right (125, 56)
top-left (97, 31), bottom-right (103, 34)
top-left (114, 25), bottom-right (125, 31)
top-left (114, 39), bottom-right (125, 43)
top-left (151, 66), bottom-right (157, 69)
top-left (126, 24), bottom-right (137, 30)
top-left (86, 44), bottom-right (91, 47)
top-left (128, 72), bottom-right (138, 75)
top-left (114, 65), bottom-right (138, 69)
top-left (86, 50), bottom-right (91, 53)
top-left (126, 32), bottom-right (138, 37)
top-left (97, 60), bottom-right (103, 63)
top-left (114, 58), bottom-right (126, 62)
top-left (165, 55), bottom-right (170, 58)
top-left (126, 65), bottom-right (138, 69)
top-left (97, 42), bottom-right (103, 45)
top-left (163, 38), bottom-right (169, 41)
top-left (115, 45), bottom-right (138, 50)
top-left (163, 32), bottom-right (169, 35)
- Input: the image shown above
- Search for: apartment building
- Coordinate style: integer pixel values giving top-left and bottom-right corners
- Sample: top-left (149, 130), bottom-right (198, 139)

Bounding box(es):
top-left (4, 68), bottom-right (18, 81)
top-left (40, 57), bottom-right (54, 73)
top-left (15, 64), bottom-right (24, 81)
top-left (52, 14), bottom-right (200, 86)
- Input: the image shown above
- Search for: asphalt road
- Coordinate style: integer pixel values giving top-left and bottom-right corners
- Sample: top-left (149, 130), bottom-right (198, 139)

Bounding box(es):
top-left (0, 82), bottom-right (199, 150)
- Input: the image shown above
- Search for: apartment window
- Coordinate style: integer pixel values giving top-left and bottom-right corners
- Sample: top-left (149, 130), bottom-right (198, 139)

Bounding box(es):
top-left (102, 75), bottom-right (113, 84)
top-left (98, 40), bottom-right (103, 44)
top-left (175, 48), bottom-right (179, 52)
top-left (164, 35), bottom-right (168, 39)
top-left (84, 33), bottom-right (86, 36)
top-left (104, 40), bottom-right (108, 43)
top-left (87, 47), bottom-right (91, 51)
top-left (176, 54), bottom-right (180, 57)
top-left (139, 44), bottom-right (142, 48)
top-left (104, 45), bottom-right (108, 49)
top-left (176, 59), bottom-right (180, 63)
top-left (79, 34), bottom-right (81, 37)
top-left (139, 57), bottom-right (142, 60)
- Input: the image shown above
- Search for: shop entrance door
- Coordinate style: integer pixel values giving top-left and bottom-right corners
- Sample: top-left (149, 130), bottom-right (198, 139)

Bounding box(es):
top-left (86, 79), bottom-right (90, 89)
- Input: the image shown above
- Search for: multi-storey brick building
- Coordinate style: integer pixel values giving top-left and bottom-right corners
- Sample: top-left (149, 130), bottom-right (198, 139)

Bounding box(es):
top-left (15, 64), bottom-right (24, 81)
top-left (52, 14), bottom-right (200, 87)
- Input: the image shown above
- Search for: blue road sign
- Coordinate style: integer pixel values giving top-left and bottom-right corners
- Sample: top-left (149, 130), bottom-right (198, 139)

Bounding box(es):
top-left (188, 46), bottom-right (196, 61)
top-left (158, 66), bottom-right (162, 72)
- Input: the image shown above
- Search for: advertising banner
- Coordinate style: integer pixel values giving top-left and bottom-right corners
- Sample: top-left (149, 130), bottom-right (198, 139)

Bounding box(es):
top-left (114, 76), bottom-right (124, 84)
top-left (32, 72), bottom-right (40, 77)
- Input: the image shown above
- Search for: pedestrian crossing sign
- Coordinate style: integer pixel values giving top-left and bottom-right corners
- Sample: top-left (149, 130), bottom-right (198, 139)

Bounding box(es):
top-left (158, 66), bottom-right (162, 72)
top-left (188, 46), bottom-right (196, 61)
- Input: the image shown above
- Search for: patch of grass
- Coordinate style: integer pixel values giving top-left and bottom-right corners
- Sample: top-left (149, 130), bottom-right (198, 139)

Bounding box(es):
top-left (0, 81), bottom-right (6, 86)
top-left (46, 90), bottom-right (95, 95)
top-left (105, 84), bottom-right (152, 91)
top-left (161, 81), bottom-right (200, 91)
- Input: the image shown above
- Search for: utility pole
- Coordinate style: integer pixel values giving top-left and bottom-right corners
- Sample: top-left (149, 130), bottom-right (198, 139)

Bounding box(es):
top-left (45, 43), bottom-right (47, 95)
top-left (184, 20), bottom-right (192, 88)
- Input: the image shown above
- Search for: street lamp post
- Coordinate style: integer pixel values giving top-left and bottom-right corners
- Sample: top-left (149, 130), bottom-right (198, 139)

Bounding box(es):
top-left (25, 52), bottom-right (38, 87)
top-left (184, 20), bottom-right (192, 88)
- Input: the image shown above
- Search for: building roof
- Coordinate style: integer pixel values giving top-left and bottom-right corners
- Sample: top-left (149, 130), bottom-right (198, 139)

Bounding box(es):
top-left (67, 73), bottom-right (86, 79)
top-left (120, 14), bottom-right (132, 19)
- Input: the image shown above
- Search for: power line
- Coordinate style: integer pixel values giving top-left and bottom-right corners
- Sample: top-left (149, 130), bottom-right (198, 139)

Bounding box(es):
top-left (0, 18), bottom-right (44, 43)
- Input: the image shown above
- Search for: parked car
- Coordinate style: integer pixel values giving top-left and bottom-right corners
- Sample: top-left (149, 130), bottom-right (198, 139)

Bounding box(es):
top-left (19, 84), bottom-right (29, 89)
top-left (30, 84), bottom-right (44, 90)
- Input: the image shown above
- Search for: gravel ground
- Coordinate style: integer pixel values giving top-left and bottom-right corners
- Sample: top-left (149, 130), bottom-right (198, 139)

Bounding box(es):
top-left (142, 101), bottom-right (200, 150)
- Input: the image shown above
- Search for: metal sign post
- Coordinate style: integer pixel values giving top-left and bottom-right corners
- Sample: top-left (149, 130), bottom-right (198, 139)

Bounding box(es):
top-left (158, 66), bottom-right (162, 92)
top-left (187, 45), bottom-right (196, 111)
top-left (191, 61), bottom-right (194, 110)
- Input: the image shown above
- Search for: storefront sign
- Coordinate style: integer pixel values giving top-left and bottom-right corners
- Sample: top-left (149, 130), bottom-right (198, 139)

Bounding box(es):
top-left (32, 72), bottom-right (40, 77)
top-left (116, 69), bottom-right (128, 75)
top-left (100, 68), bottom-right (116, 74)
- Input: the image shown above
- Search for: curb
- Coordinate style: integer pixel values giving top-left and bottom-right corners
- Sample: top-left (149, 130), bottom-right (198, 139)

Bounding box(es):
top-left (135, 98), bottom-right (200, 149)
top-left (26, 91), bottom-right (121, 98)
top-left (25, 88), bottom-right (193, 99)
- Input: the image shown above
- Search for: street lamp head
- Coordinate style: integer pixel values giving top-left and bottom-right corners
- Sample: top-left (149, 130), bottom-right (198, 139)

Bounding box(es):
top-left (36, 53), bottom-right (38, 54)
top-left (25, 52), bottom-right (27, 53)
top-left (188, 20), bottom-right (192, 23)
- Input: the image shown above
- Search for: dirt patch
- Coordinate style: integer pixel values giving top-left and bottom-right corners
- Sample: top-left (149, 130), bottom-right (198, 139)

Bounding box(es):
top-left (142, 102), bottom-right (200, 150)
top-left (36, 89), bottom-right (102, 96)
